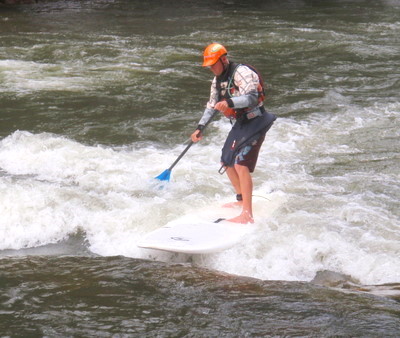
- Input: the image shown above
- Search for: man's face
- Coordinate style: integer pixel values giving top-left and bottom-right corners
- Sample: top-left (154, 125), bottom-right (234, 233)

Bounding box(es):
top-left (209, 56), bottom-right (226, 76)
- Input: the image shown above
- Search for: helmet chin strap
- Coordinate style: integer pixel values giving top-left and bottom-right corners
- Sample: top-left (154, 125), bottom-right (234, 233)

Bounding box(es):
top-left (221, 56), bottom-right (229, 68)
top-left (223, 60), bottom-right (229, 71)
top-left (218, 58), bottom-right (230, 77)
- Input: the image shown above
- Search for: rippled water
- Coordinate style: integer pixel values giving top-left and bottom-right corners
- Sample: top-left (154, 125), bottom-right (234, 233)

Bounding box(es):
top-left (1, 256), bottom-right (399, 337)
top-left (1, 0), bottom-right (400, 335)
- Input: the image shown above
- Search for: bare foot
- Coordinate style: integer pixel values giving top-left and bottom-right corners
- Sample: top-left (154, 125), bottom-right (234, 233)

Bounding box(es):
top-left (228, 211), bottom-right (254, 224)
top-left (222, 201), bottom-right (243, 208)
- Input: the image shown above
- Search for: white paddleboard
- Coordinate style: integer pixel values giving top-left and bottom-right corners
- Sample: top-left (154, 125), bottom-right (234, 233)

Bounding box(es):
top-left (138, 193), bottom-right (283, 254)
top-left (138, 218), bottom-right (253, 254)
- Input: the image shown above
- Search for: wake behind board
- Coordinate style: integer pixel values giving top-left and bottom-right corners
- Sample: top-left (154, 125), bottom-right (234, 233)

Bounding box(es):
top-left (138, 218), bottom-right (252, 254)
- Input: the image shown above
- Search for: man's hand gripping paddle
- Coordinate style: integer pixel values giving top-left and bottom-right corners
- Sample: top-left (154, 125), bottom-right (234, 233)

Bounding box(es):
top-left (155, 111), bottom-right (218, 182)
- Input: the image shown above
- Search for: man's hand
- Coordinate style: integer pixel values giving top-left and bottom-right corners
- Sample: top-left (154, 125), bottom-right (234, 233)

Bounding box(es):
top-left (215, 100), bottom-right (235, 118)
top-left (191, 129), bottom-right (203, 142)
top-left (215, 100), bottom-right (229, 113)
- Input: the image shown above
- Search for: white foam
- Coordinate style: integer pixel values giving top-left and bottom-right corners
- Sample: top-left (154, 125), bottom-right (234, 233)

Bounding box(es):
top-left (0, 60), bottom-right (90, 93)
top-left (0, 101), bottom-right (399, 286)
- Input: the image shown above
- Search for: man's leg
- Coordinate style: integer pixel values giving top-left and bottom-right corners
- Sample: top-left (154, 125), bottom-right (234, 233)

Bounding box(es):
top-left (222, 131), bottom-right (267, 223)
top-left (223, 167), bottom-right (243, 208)
top-left (228, 164), bottom-right (254, 224)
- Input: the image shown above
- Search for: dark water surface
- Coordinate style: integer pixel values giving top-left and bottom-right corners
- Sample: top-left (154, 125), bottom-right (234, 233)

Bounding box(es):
top-left (1, 256), bottom-right (399, 337)
top-left (1, 0), bottom-right (400, 336)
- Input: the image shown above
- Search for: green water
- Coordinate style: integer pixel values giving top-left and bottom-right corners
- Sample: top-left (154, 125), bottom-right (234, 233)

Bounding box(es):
top-left (1, 0), bottom-right (399, 336)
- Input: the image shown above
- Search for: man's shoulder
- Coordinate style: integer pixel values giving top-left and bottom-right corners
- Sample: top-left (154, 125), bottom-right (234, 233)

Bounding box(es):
top-left (234, 63), bottom-right (257, 78)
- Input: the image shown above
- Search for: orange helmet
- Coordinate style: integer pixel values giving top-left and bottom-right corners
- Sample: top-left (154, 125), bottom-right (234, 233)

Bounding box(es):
top-left (202, 43), bottom-right (228, 67)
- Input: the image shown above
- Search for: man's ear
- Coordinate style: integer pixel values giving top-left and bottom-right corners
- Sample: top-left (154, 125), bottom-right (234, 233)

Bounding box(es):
top-left (220, 55), bottom-right (229, 65)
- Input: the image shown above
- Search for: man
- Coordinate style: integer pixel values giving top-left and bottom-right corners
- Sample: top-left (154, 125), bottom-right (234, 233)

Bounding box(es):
top-left (191, 43), bottom-right (276, 224)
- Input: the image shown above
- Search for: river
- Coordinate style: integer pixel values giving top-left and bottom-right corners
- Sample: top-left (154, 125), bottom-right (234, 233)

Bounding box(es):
top-left (1, 0), bottom-right (399, 336)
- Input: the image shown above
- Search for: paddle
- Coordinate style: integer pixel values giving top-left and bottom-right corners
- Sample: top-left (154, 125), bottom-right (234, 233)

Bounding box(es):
top-left (155, 111), bottom-right (218, 182)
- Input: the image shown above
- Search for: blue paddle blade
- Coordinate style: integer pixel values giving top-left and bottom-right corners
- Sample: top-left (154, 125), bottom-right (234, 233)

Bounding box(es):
top-left (155, 169), bottom-right (171, 182)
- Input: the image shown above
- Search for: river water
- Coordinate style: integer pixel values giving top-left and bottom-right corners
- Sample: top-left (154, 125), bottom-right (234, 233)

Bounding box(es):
top-left (1, 0), bottom-right (399, 336)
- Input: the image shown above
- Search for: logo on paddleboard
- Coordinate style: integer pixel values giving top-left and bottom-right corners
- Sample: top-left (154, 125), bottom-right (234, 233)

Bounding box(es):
top-left (171, 236), bottom-right (189, 242)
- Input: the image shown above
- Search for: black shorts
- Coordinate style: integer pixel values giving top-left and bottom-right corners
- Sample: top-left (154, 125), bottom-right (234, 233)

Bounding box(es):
top-left (235, 134), bottom-right (266, 173)
top-left (220, 109), bottom-right (276, 172)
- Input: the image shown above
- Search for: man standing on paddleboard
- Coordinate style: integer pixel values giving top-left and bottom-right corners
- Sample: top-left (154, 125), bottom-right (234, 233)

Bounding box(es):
top-left (191, 43), bottom-right (276, 224)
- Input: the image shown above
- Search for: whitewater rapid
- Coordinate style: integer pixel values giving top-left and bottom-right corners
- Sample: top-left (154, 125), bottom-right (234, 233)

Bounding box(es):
top-left (1, 99), bottom-right (399, 285)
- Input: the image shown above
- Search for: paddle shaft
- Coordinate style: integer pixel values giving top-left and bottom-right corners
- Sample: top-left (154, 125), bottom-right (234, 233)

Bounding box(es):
top-left (167, 111), bottom-right (218, 171)
top-left (167, 140), bottom-right (194, 171)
